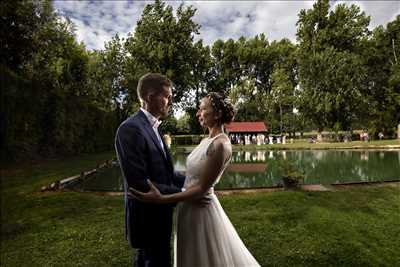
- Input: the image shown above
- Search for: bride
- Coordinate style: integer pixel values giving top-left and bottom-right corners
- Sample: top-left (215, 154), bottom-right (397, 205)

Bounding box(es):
top-left (130, 92), bottom-right (260, 267)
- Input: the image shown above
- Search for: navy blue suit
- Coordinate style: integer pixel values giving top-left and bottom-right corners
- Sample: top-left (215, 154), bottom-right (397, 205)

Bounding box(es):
top-left (115, 110), bottom-right (185, 266)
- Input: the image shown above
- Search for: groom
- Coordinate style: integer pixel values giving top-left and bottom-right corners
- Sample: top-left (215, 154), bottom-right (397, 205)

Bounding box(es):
top-left (115, 73), bottom-right (185, 267)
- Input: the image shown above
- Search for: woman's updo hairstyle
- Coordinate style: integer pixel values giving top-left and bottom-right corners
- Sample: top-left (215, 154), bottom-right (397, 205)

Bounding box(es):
top-left (206, 91), bottom-right (235, 124)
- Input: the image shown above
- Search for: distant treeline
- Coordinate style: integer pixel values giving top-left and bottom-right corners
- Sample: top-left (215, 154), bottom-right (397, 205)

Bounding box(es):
top-left (1, 0), bottom-right (399, 161)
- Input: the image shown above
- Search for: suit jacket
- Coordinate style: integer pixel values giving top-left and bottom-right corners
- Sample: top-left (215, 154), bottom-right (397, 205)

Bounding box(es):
top-left (115, 110), bottom-right (185, 248)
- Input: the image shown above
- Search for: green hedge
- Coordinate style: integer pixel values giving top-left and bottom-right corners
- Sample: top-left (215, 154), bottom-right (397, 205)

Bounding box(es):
top-left (171, 134), bottom-right (207, 146)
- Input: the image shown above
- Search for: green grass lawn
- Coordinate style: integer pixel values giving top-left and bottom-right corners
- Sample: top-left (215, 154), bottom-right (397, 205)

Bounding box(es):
top-left (1, 152), bottom-right (399, 266)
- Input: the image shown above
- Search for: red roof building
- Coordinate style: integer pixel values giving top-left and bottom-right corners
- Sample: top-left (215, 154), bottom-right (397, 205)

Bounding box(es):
top-left (224, 122), bottom-right (268, 133)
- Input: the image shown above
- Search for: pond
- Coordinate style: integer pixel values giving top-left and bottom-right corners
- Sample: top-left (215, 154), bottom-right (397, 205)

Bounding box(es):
top-left (67, 149), bottom-right (400, 191)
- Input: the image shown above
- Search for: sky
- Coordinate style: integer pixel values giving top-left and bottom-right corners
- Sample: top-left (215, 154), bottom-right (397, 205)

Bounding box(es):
top-left (54, 0), bottom-right (400, 51)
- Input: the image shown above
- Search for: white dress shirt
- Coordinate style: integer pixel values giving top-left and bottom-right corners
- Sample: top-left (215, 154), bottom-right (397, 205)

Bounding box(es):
top-left (140, 108), bottom-right (166, 155)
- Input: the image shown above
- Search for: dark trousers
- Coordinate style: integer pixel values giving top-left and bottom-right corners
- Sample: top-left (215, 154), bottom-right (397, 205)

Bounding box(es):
top-left (134, 243), bottom-right (171, 267)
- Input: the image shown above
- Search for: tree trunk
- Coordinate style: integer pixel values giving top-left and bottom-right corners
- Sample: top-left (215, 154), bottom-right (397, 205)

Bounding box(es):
top-left (279, 103), bottom-right (283, 134)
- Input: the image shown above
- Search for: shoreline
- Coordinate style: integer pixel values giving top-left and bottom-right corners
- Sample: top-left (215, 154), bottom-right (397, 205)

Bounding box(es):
top-left (67, 180), bottom-right (400, 197)
top-left (173, 141), bottom-right (400, 153)
top-left (174, 144), bottom-right (400, 153)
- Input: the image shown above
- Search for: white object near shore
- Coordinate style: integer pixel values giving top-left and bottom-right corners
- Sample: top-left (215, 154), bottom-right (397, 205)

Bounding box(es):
top-left (398, 124), bottom-right (400, 139)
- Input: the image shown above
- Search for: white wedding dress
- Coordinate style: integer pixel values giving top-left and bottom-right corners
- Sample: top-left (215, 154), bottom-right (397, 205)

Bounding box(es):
top-left (174, 134), bottom-right (260, 267)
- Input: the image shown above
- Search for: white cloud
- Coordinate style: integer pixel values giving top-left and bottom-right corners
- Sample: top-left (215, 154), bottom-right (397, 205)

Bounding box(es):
top-left (54, 0), bottom-right (146, 49)
top-left (331, 1), bottom-right (400, 29)
top-left (54, 0), bottom-right (399, 50)
top-left (250, 2), bottom-right (313, 42)
top-left (69, 17), bottom-right (109, 49)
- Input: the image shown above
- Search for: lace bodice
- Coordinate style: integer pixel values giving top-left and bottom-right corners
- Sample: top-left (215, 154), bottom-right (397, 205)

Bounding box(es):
top-left (184, 133), bottom-right (231, 189)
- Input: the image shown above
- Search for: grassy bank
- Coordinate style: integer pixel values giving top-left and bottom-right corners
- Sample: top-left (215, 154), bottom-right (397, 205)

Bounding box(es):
top-left (173, 139), bottom-right (400, 152)
top-left (232, 139), bottom-right (400, 151)
top-left (1, 152), bottom-right (399, 266)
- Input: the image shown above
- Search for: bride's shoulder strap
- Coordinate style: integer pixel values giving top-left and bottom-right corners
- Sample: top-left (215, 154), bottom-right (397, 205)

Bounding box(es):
top-left (206, 134), bottom-right (231, 158)
top-left (211, 133), bottom-right (229, 141)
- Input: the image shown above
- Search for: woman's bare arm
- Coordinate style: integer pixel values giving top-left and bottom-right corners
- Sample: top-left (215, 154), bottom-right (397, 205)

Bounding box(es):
top-left (130, 137), bottom-right (231, 204)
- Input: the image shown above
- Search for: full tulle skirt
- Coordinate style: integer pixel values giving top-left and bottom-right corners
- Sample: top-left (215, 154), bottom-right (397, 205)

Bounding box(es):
top-left (174, 193), bottom-right (260, 267)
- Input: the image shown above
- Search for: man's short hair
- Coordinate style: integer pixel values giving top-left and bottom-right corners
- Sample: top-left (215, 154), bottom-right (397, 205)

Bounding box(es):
top-left (137, 73), bottom-right (172, 102)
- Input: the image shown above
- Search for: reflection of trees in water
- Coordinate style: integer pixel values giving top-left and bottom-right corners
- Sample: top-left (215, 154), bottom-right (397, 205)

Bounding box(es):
top-left (232, 151), bottom-right (269, 163)
top-left (231, 150), bottom-right (294, 163)
top-left (219, 153), bottom-right (281, 189)
top-left (221, 150), bottom-right (400, 188)
top-left (71, 150), bottom-right (400, 191)
top-left (223, 150), bottom-right (400, 188)
top-left (294, 150), bottom-right (359, 184)
top-left (173, 152), bottom-right (189, 172)
top-left (291, 150), bottom-right (400, 184)
top-left (217, 169), bottom-right (280, 189)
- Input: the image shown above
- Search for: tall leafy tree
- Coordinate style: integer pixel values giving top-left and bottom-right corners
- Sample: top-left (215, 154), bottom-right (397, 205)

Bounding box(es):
top-left (87, 34), bottom-right (129, 125)
top-left (124, 0), bottom-right (200, 108)
top-left (268, 39), bottom-right (298, 134)
top-left (240, 34), bottom-right (274, 96)
top-left (362, 15), bottom-right (400, 137)
top-left (296, 0), bottom-right (370, 134)
top-left (221, 36), bottom-right (274, 124)
top-left (180, 40), bottom-right (213, 135)
top-left (1, 0), bottom-right (118, 160)
top-left (229, 77), bottom-right (265, 123)
top-left (271, 67), bottom-right (295, 134)
top-left (1, 0), bottom-right (55, 71)
top-left (227, 36), bottom-right (298, 134)
top-left (209, 39), bottom-right (242, 93)
top-left (185, 40), bottom-right (213, 108)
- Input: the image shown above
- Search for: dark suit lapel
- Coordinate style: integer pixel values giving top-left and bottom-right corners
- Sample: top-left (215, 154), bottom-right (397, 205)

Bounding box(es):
top-left (137, 110), bottom-right (168, 161)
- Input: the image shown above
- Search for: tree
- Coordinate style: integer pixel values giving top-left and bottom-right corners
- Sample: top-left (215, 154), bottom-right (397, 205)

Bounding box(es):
top-left (241, 34), bottom-right (274, 96)
top-left (87, 34), bottom-right (129, 123)
top-left (271, 67), bottom-right (295, 134)
top-left (362, 15), bottom-right (400, 137)
top-left (219, 36), bottom-right (274, 124)
top-left (160, 114), bottom-right (178, 134)
top-left (269, 39), bottom-right (298, 134)
top-left (209, 39), bottom-right (242, 93)
top-left (226, 37), bottom-right (298, 134)
top-left (181, 40), bottom-right (213, 109)
top-left (296, 0), bottom-right (370, 135)
top-left (124, 0), bottom-right (201, 109)
top-left (176, 113), bottom-right (191, 134)
top-left (1, 0), bottom-right (119, 160)
top-left (229, 77), bottom-right (263, 122)
top-left (1, 0), bottom-right (56, 71)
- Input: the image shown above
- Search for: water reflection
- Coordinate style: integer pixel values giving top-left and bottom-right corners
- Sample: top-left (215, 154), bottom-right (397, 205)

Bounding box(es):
top-left (209, 150), bottom-right (399, 189)
top-left (360, 151), bottom-right (369, 161)
top-left (69, 150), bottom-right (400, 191)
top-left (231, 150), bottom-right (269, 163)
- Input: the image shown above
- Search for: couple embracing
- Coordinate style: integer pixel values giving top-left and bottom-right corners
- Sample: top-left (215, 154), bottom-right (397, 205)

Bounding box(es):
top-left (115, 73), bottom-right (260, 267)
